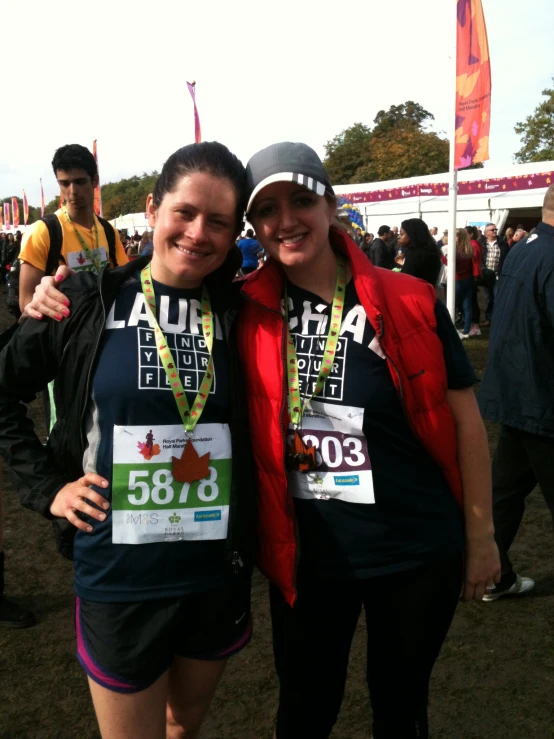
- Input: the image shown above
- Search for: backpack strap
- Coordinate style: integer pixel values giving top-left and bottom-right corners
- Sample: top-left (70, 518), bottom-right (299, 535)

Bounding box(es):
top-left (96, 215), bottom-right (118, 266)
top-left (42, 215), bottom-right (65, 276)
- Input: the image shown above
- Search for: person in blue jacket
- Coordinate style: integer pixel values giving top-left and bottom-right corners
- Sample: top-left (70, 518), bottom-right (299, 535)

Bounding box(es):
top-left (237, 229), bottom-right (262, 274)
top-left (479, 184), bottom-right (554, 602)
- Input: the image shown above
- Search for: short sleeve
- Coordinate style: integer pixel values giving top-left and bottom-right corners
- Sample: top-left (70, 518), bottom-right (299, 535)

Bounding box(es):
top-left (113, 230), bottom-right (129, 267)
top-left (434, 299), bottom-right (478, 389)
top-left (19, 221), bottom-right (51, 271)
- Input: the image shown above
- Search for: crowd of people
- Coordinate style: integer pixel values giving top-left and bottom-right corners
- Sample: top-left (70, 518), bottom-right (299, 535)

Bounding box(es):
top-left (349, 218), bottom-right (536, 339)
top-left (0, 139), bottom-right (552, 739)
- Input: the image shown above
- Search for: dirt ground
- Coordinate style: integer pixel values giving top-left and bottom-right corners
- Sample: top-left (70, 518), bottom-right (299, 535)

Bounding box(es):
top-left (1, 292), bottom-right (554, 739)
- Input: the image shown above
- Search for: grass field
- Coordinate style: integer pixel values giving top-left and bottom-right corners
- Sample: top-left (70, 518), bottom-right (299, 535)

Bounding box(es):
top-left (1, 299), bottom-right (553, 739)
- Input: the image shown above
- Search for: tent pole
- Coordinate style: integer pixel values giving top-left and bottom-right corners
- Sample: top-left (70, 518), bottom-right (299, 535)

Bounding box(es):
top-left (447, 0), bottom-right (458, 322)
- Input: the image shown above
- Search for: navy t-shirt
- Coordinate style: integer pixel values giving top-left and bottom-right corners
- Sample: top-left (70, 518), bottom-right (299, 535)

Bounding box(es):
top-left (73, 276), bottom-right (233, 602)
top-left (286, 280), bottom-right (475, 579)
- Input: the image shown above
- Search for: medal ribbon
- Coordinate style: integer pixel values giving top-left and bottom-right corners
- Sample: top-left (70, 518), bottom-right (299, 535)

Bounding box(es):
top-left (284, 257), bottom-right (347, 428)
top-left (140, 263), bottom-right (214, 434)
top-left (63, 208), bottom-right (102, 273)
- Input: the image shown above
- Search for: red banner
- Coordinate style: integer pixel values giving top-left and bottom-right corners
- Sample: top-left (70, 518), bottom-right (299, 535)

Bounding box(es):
top-left (23, 191), bottom-right (29, 226)
top-left (455, 0), bottom-right (491, 169)
top-left (187, 82), bottom-right (202, 143)
top-left (4, 202), bottom-right (10, 228)
top-left (40, 178), bottom-right (45, 217)
top-left (93, 139), bottom-right (102, 216)
top-left (11, 197), bottom-right (19, 228)
top-left (339, 171), bottom-right (553, 204)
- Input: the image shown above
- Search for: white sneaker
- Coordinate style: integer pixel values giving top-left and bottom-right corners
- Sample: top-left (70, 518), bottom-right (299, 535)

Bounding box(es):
top-left (469, 325), bottom-right (481, 337)
top-left (458, 330), bottom-right (469, 340)
top-left (482, 573), bottom-right (535, 602)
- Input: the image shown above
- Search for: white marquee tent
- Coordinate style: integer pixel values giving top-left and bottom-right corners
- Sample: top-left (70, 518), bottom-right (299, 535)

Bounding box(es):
top-left (334, 160), bottom-right (553, 234)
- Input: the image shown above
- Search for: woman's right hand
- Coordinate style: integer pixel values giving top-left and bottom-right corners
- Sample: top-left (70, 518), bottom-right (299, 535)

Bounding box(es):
top-left (23, 265), bottom-right (75, 321)
top-left (49, 473), bottom-right (110, 533)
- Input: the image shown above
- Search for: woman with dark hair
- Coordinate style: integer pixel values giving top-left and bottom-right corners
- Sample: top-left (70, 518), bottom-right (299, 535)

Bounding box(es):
top-left (397, 218), bottom-right (442, 285)
top-left (0, 142), bottom-right (256, 739)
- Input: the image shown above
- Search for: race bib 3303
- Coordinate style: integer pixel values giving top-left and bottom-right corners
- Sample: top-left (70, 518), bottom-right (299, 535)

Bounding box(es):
top-left (288, 401), bottom-right (374, 504)
top-left (112, 424), bottom-right (231, 544)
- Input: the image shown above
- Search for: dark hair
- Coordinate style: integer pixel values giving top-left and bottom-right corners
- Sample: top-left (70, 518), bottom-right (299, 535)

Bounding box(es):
top-left (377, 225), bottom-right (390, 237)
top-left (152, 142), bottom-right (247, 229)
top-left (246, 228), bottom-right (254, 237)
top-left (52, 144), bottom-right (97, 179)
top-left (465, 225), bottom-right (478, 240)
top-left (400, 218), bottom-right (438, 251)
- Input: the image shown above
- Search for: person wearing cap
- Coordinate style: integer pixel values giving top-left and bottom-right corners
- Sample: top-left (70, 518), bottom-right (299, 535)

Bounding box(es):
top-left (237, 142), bottom-right (500, 738)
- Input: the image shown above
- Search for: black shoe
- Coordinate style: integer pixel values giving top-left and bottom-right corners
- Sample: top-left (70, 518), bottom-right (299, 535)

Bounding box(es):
top-left (0, 596), bottom-right (36, 628)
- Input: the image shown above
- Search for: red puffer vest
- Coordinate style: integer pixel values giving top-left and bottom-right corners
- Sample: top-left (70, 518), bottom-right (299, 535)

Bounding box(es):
top-left (237, 229), bottom-right (463, 606)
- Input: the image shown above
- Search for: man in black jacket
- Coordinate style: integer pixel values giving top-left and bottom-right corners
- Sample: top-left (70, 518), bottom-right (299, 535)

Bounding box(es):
top-left (478, 185), bottom-right (554, 601)
top-left (370, 225), bottom-right (394, 269)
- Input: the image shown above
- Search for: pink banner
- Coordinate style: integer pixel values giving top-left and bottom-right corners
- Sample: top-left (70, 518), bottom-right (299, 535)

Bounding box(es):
top-left (4, 202), bottom-right (10, 228)
top-left (40, 178), bottom-right (45, 217)
top-left (338, 171), bottom-right (553, 204)
top-left (187, 81), bottom-right (202, 143)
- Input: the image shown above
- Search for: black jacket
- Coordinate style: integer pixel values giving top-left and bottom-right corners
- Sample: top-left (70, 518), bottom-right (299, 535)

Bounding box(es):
top-left (0, 257), bottom-right (257, 562)
top-left (401, 246), bottom-right (442, 286)
top-left (478, 222), bottom-right (554, 438)
top-left (370, 237), bottom-right (394, 269)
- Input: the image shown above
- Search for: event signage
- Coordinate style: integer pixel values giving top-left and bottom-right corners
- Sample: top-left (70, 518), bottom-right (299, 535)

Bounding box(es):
top-left (338, 171), bottom-right (553, 205)
top-left (455, 0), bottom-right (491, 169)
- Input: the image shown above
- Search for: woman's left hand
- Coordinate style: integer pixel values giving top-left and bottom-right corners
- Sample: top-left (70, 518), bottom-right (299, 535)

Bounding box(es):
top-left (463, 533), bottom-right (501, 601)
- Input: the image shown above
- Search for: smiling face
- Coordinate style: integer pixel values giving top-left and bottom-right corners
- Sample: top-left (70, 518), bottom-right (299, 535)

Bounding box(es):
top-left (247, 181), bottom-right (335, 269)
top-left (146, 172), bottom-right (238, 289)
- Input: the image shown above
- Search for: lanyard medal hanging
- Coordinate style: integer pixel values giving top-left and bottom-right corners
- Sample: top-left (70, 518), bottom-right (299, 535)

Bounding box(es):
top-left (63, 209), bottom-right (102, 273)
top-left (284, 256), bottom-right (347, 472)
top-left (141, 263), bottom-right (214, 483)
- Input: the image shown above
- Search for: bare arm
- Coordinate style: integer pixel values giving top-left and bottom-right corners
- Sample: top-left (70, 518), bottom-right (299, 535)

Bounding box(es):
top-left (447, 387), bottom-right (501, 600)
top-left (19, 262), bottom-right (45, 314)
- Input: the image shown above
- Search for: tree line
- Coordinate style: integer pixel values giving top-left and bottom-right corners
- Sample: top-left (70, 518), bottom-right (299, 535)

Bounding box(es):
top-left (2, 84), bottom-right (552, 225)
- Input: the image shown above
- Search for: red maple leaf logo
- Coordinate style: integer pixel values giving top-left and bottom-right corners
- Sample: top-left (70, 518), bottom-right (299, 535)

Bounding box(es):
top-left (172, 441), bottom-right (210, 483)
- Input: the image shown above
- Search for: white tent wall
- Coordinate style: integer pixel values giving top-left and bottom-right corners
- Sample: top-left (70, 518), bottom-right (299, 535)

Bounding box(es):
top-left (335, 161), bottom-right (553, 234)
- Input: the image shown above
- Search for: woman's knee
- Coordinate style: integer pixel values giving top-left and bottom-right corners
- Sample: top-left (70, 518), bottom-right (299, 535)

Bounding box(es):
top-left (166, 702), bottom-right (201, 739)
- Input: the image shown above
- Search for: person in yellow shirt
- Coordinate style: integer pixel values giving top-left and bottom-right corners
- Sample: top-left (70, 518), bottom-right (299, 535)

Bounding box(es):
top-left (19, 144), bottom-right (128, 313)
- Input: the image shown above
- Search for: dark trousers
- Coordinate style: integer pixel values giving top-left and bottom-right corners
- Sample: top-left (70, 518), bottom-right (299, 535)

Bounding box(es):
top-left (482, 275), bottom-right (496, 321)
top-left (271, 555), bottom-right (463, 739)
top-left (455, 277), bottom-right (473, 335)
top-left (492, 425), bottom-right (554, 585)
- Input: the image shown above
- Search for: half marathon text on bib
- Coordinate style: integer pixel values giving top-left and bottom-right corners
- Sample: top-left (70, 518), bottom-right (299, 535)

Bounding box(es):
top-left (288, 401), bottom-right (374, 504)
top-left (112, 423), bottom-right (231, 544)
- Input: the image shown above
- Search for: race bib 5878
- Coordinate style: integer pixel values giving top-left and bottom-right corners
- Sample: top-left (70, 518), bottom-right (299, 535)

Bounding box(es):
top-left (112, 424), bottom-right (231, 544)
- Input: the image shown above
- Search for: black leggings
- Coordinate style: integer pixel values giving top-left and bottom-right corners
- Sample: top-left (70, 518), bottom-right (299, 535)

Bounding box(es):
top-left (271, 555), bottom-right (463, 739)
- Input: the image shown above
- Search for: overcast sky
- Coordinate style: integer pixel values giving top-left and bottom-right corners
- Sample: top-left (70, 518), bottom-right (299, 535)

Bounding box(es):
top-left (2, 0), bottom-right (553, 206)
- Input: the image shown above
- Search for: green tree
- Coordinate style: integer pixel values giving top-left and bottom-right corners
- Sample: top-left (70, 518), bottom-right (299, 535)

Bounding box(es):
top-left (372, 101), bottom-right (434, 134)
top-left (323, 123), bottom-right (372, 185)
top-left (514, 80), bottom-right (554, 163)
top-left (101, 172), bottom-right (159, 220)
top-left (354, 127), bottom-right (449, 183)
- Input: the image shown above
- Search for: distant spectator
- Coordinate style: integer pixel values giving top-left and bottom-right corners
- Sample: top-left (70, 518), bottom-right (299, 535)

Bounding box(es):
top-left (140, 230), bottom-right (153, 257)
top-left (465, 226), bottom-right (483, 335)
top-left (480, 223), bottom-right (509, 326)
top-left (454, 229), bottom-right (474, 339)
top-left (361, 232), bottom-right (373, 257)
top-left (370, 225), bottom-right (394, 269)
top-left (512, 228), bottom-right (527, 245)
top-left (132, 230), bottom-right (141, 243)
top-left (429, 226), bottom-right (438, 238)
top-left (397, 218), bottom-right (442, 285)
top-left (354, 228), bottom-right (364, 246)
top-left (237, 228), bottom-right (262, 275)
top-left (504, 227), bottom-right (514, 246)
